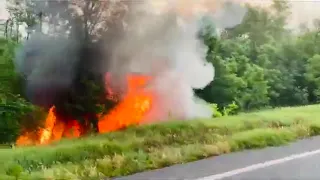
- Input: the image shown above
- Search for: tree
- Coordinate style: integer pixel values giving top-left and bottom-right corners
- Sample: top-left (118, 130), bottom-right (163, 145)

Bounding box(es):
top-left (305, 54), bottom-right (320, 102)
top-left (6, 0), bottom-right (39, 40)
top-left (7, 0), bottom-right (132, 133)
top-left (0, 37), bottom-right (45, 143)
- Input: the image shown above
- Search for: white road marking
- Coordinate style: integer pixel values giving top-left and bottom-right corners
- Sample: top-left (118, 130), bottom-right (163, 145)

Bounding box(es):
top-left (195, 148), bottom-right (320, 180)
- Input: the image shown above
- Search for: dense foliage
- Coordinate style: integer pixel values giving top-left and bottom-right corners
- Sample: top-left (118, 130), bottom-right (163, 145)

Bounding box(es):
top-left (196, 1), bottom-right (320, 112)
top-left (1, 0), bottom-right (320, 143)
top-left (0, 38), bottom-right (45, 144)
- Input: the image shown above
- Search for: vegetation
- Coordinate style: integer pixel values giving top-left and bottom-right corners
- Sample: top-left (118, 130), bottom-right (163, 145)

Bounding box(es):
top-left (0, 38), bottom-right (45, 144)
top-left (195, 1), bottom-right (320, 111)
top-left (0, 105), bottom-right (319, 179)
top-left (1, 0), bottom-right (320, 179)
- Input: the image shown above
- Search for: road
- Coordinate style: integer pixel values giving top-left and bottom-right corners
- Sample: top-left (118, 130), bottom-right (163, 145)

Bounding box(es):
top-left (114, 136), bottom-right (320, 180)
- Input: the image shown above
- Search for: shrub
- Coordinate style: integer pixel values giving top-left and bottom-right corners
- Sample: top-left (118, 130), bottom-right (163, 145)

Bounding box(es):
top-left (210, 103), bottom-right (223, 117)
top-left (0, 93), bottom-right (46, 144)
top-left (5, 164), bottom-right (24, 180)
top-left (223, 101), bottom-right (239, 116)
top-left (210, 101), bottom-right (239, 118)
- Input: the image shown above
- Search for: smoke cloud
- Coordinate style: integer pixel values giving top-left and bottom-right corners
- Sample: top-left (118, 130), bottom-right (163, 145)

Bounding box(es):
top-left (15, 33), bottom-right (81, 107)
top-left (14, 0), bottom-right (247, 122)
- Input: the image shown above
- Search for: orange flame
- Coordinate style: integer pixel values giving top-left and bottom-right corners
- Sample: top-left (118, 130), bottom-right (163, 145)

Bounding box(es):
top-left (16, 106), bottom-right (58, 146)
top-left (98, 74), bottom-right (153, 133)
top-left (16, 74), bottom-right (153, 146)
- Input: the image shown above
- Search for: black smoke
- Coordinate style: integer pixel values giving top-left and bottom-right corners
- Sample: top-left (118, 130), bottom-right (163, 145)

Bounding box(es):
top-left (14, 0), bottom-right (130, 132)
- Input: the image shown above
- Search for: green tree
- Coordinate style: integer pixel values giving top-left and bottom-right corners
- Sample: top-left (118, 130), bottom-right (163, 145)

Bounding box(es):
top-left (7, 0), bottom-right (130, 133)
top-left (305, 54), bottom-right (320, 102)
top-left (0, 38), bottom-right (45, 143)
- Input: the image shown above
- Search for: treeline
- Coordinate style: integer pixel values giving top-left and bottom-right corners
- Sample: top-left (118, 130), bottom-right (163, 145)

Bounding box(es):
top-left (196, 1), bottom-right (320, 112)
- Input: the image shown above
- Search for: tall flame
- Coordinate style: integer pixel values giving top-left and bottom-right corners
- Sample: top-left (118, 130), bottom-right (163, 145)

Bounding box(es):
top-left (98, 74), bottom-right (153, 133)
top-left (16, 106), bottom-right (57, 146)
top-left (38, 106), bottom-right (57, 144)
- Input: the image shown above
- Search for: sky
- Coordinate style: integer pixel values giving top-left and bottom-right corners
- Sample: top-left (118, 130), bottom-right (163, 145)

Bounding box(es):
top-left (245, 0), bottom-right (320, 29)
top-left (1, 0), bottom-right (320, 30)
top-left (0, 0), bottom-right (8, 20)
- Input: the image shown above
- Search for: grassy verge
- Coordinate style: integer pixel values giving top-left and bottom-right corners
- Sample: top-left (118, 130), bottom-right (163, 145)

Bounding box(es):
top-left (2, 105), bottom-right (320, 179)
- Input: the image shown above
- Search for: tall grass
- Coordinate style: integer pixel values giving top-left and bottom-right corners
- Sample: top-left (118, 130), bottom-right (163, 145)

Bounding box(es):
top-left (1, 105), bottom-right (320, 179)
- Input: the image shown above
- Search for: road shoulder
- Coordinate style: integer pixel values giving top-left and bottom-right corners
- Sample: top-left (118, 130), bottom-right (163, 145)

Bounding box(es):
top-left (114, 136), bottom-right (320, 180)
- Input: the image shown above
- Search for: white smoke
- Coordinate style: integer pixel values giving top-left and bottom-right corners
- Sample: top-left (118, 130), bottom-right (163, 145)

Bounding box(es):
top-left (106, 0), bottom-right (247, 123)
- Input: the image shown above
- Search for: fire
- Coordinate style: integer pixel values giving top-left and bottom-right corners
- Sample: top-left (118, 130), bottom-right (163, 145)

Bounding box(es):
top-left (38, 106), bottom-right (56, 144)
top-left (99, 74), bottom-right (153, 133)
top-left (16, 74), bottom-right (153, 146)
top-left (16, 106), bottom-right (58, 146)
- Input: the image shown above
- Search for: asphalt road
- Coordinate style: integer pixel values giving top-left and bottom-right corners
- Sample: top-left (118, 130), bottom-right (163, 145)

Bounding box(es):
top-left (114, 136), bottom-right (320, 180)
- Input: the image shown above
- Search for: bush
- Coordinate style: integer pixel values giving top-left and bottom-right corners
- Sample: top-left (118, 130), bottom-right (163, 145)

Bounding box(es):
top-left (0, 92), bottom-right (46, 144)
top-left (0, 38), bottom-right (46, 144)
top-left (5, 164), bottom-right (24, 180)
top-left (210, 101), bottom-right (239, 118)
top-left (223, 101), bottom-right (239, 116)
top-left (210, 103), bottom-right (222, 117)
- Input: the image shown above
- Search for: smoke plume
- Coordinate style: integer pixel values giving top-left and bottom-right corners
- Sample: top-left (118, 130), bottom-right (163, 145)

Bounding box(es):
top-left (14, 0), bottom-right (247, 123)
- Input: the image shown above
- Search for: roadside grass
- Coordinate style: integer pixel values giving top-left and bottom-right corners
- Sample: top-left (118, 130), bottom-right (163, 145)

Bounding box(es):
top-left (1, 105), bottom-right (320, 179)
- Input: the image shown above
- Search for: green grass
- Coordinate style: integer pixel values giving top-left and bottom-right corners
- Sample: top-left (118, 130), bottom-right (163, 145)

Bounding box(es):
top-left (2, 105), bottom-right (320, 179)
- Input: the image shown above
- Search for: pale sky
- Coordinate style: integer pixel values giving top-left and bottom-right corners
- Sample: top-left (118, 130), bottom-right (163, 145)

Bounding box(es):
top-left (1, 0), bottom-right (320, 30)
top-left (245, 0), bottom-right (320, 29)
top-left (0, 0), bottom-right (8, 20)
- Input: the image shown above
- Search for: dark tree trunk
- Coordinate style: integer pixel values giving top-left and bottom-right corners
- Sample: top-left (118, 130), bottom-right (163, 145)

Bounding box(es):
top-left (5, 19), bottom-right (9, 38)
top-left (38, 12), bottom-right (43, 32)
top-left (91, 115), bottom-right (99, 133)
top-left (10, 21), bottom-right (13, 38)
top-left (16, 21), bottom-right (19, 42)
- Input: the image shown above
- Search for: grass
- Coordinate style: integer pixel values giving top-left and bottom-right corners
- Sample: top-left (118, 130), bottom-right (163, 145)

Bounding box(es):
top-left (1, 105), bottom-right (320, 179)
